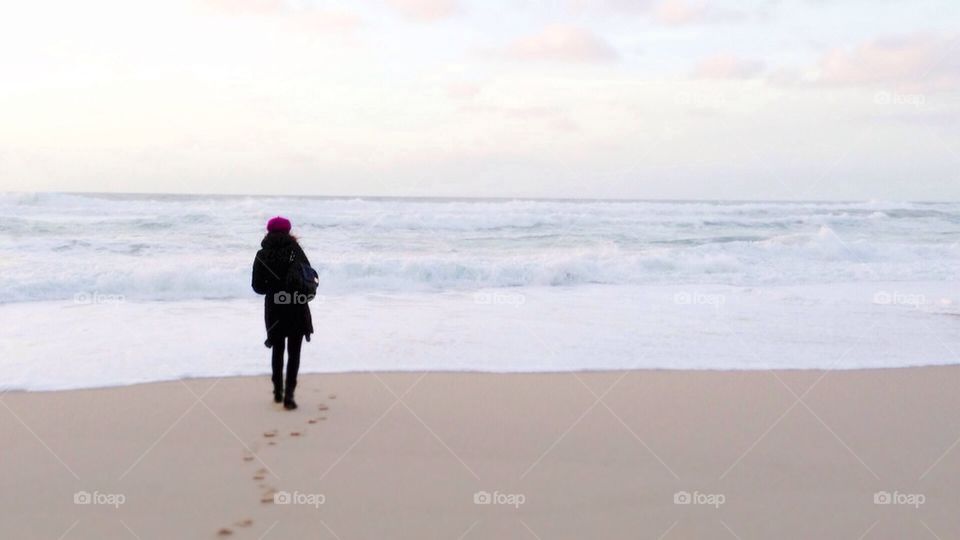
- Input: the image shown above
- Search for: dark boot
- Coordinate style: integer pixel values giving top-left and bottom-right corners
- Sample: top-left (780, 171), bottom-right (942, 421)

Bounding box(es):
top-left (283, 382), bottom-right (297, 410)
top-left (272, 381), bottom-right (283, 403)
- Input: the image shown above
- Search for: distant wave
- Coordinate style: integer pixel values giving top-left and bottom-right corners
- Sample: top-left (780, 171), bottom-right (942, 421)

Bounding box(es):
top-left (1, 193), bottom-right (958, 303)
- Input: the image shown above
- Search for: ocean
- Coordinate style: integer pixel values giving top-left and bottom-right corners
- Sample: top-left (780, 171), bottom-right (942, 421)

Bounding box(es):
top-left (2, 192), bottom-right (959, 390)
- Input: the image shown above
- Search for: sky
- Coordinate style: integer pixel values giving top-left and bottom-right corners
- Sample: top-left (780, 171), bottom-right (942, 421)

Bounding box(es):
top-left (0, 0), bottom-right (958, 200)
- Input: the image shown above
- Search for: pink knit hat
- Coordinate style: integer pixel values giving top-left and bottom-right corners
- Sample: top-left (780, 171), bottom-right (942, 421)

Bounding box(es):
top-left (266, 216), bottom-right (291, 233)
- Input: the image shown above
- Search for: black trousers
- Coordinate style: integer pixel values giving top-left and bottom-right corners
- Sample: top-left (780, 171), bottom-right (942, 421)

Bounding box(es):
top-left (271, 334), bottom-right (303, 395)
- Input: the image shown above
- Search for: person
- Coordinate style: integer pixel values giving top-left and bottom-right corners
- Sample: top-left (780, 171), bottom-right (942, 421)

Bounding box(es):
top-left (251, 216), bottom-right (314, 410)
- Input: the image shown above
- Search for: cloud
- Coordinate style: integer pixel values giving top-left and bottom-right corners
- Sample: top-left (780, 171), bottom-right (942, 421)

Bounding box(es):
top-left (385, 0), bottom-right (460, 21)
top-left (816, 34), bottom-right (960, 89)
top-left (653, 0), bottom-right (746, 25)
top-left (505, 25), bottom-right (618, 63)
top-left (693, 54), bottom-right (765, 79)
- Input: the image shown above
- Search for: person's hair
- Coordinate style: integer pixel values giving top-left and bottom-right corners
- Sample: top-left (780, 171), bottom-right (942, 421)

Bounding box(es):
top-left (263, 230), bottom-right (298, 243)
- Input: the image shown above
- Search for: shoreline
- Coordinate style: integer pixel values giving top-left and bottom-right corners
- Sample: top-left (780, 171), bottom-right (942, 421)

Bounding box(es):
top-left (1, 362), bottom-right (958, 395)
top-left (4, 368), bottom-right (960, 538)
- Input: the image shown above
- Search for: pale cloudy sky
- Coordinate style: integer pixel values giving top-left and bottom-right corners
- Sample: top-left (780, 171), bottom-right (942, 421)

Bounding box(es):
top-left (1, 0), bottom-right (958, 199)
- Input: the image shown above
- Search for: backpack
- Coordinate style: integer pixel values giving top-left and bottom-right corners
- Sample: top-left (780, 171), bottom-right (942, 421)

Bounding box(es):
top-left (284, 249), bottom-right (320, 301)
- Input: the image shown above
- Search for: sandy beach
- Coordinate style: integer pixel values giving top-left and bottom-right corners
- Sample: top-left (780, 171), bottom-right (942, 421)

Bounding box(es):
top-left (3, 367), bottom-right (960, 539)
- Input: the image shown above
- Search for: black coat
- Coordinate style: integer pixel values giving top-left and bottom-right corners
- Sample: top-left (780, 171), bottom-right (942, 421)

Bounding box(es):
top-left (252, 232), bottom-right (314, 341)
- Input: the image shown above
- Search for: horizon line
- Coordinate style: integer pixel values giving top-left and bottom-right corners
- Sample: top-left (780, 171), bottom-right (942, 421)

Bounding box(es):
top-left (3, 190), bottom-right (957, 205)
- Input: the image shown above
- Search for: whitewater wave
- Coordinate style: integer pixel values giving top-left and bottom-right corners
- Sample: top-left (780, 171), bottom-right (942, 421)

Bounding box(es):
top-left (1, 193), bottom-right (958, 303)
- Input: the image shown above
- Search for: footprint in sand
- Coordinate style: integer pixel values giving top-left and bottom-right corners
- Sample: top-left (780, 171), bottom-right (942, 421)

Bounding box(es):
top-left (290, 431), bottom-right (302, 437)
top-left (263, 430), bottom-right (278, 438)
top-left (217, 527), bottom-right (233, 536)
top-left (260, 488), bottom-right (277, 504)
top-left (317, 404), bottom-right (329, 411)
top-left (329, 394), bottom-right (337, 399)
top-left (234, 519), bottom-right (253, 528)
top-left (253, 473), bottom-right (265, 481)
top-left (308, 419), bottom-right (317, 424)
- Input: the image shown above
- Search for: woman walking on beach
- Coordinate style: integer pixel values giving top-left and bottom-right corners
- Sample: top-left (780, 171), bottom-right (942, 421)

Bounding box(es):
top-left (251, 216), bottom-right (314, 410)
